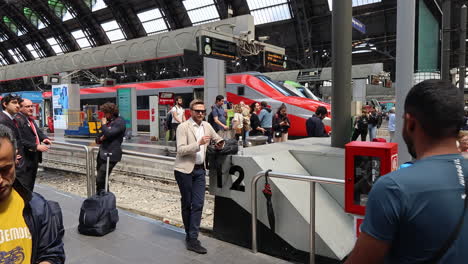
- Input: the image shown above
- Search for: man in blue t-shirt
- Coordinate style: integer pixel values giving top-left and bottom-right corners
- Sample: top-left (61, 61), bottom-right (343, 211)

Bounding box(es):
top-left (212, 95), bottom-right (228, 138)
top-left (346, 80), bottom-right (468, 264)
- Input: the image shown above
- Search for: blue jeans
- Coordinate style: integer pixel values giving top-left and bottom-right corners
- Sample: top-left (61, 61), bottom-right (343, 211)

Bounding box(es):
top-left (368, 125), bottom-right (377, 141)
top-left (174, 168), bottom-right (206, 240)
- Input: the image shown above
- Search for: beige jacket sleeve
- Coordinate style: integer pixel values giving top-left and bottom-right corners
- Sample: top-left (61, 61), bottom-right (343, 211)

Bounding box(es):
top-left (176, 122), bottom-right (200, 156)
top-left (205, 122), bottom-right (224, 144)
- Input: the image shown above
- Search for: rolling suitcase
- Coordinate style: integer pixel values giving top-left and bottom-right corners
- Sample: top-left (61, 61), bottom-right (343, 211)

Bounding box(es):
top-left (78, 153), bottom-right (119, 236)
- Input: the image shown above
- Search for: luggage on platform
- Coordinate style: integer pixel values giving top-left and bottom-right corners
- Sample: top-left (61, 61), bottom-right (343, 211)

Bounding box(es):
top-left (78, 153), bottom-right (119, 236)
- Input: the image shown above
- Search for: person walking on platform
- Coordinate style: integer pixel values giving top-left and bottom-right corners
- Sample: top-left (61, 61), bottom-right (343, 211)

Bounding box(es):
top-left (174, 99), bottom-right (224, 254)
top-left (212, 95), bottom-right (229, 138)
top-left (95, 103), bottom-right (126, 193)
top-left (0, 124), bottom-right (65, 264)
top-left (272, 104), bottom-right (290, 142)
top-left (367, 107), bottom-right (382, 141)
top-left (387, 107), bottom-right (396, 142)
top-left (258, 101), bottom-right (273, 143)
top-left (306, 106), bottom-right (329, 137)
top-left (346, 80), bottom-right (468, 263)
top-left (15, 99), bottom-right (51, 191)
top-left (0, 94), bottom-right (23, 169)
top-left (249, 102), bottom-right (265, 136)
top-left (351, 109), bottom-right (369, 141)
top-left (171, 96), bottom-right (185, 141)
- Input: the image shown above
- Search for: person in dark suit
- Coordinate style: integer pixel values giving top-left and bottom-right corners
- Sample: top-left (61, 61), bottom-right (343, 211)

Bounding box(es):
top-left (95, 102), bottom-right (126, 193)
top-left (15, 98), bottom-right (51, 191)
top-left (0, 94), bottom-right (23, 167)
top-left (306, 106), bottom-right (329, 137)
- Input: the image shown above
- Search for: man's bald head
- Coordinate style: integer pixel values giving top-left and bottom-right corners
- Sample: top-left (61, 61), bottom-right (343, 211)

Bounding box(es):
top-left (19, 98), bottom-right (34, 116)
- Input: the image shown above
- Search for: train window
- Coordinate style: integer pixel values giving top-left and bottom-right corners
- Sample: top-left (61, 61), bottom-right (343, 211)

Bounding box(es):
top-left (237, 86), bottom-right (245, 96)
top-left (256, 75), bottom-right (294, 96)
top-left (137, 96), bottom-right (149, 110)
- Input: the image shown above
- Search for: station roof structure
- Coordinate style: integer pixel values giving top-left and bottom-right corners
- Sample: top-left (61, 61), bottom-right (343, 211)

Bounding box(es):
top-left (0, 0), bottom-right (463, 91)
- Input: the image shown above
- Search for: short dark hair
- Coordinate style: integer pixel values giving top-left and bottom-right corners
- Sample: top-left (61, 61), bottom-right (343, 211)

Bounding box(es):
top-left (261, 101), bottom-right (268, 108)
top-left (1, 94), bottom-right (20, 110)
top-left (216, 95), bottom-right (224, 102)
top-left (404, 79), bottom-right (464, 139)
top-left (100, 102), bottom-right (119, 117)
top-left (0, 124), bottom-right (16, 158)
top-left (190, 99), bottom-right (204, 109)
top-left (315, 106), bottom-right (327, 116)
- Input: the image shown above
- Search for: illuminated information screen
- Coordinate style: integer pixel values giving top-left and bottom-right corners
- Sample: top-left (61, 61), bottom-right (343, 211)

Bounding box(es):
top-left (265, 51), bottom-right (286, 69)
top-left (199, 36), bottom-right (237, 61)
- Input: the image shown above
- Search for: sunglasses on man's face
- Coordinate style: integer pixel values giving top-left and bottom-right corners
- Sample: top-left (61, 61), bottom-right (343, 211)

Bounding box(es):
top-left (192, 109), bottom-right (206, 114)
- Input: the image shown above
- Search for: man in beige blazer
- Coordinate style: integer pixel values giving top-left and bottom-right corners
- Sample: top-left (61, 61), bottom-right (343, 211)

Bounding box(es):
top-left (174, 99), bottom-right (224, 254)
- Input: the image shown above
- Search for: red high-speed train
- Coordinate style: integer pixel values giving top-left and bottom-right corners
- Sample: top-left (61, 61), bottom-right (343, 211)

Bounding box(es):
top-left (43, 72), bottom-right (331, 137)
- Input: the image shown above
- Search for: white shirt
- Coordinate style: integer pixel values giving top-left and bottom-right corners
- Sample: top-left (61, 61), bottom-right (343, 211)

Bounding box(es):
top-left (189, 118), bottom-right (205, 165)
top-left (171, 105), bottom-right (184, 124)
top-left (3, 110), bottom-right (14, 120)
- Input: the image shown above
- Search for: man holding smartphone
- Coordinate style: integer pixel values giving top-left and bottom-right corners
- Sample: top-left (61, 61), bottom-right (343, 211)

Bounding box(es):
top-left (15, 98), bottom-right (51, 191)
top-left (174, 99), bottom-right (224, 254)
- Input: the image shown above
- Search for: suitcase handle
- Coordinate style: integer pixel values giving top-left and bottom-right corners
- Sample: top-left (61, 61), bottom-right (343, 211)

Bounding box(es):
top-left (104, 153), bottom-right (112, 192)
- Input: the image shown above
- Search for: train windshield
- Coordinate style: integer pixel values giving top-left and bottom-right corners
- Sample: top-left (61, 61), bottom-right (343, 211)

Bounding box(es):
top-left (256, 75), bottom-right (294, 96)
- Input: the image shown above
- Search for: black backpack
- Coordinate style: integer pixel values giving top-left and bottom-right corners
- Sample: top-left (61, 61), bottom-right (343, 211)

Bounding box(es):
top-left (208, 109), bottom-right (218, 132)
top-left (78, 191), bottom-right (119, 236)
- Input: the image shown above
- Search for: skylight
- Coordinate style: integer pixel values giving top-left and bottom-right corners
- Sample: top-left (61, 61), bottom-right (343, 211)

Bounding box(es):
top-left (246, 0), bottom-right (292, 25)
top-left (85, 0), bottom-right (107, 12)
top-left (183, 0), bottom-right (220, 25)
top-left (352, 42), bottom-right (377, 54)
top-left (47, 37), bottom-right (64, 54)
top-left (48, 0), bottom-right (74, 21)
top-left (26, 44), bottom-right (41, 59)
top-left (137, 8), bottom-right (168, 35)
top-left (71, 30), bottom-right (92, 49)
top-left (0, 54), bottom-right (7, 66)
top-left (101, 20), bottom-right (126, 43)
top-left (8, 48), bottom-right (24, 63)
top-left (23, 8), bottom-right (47, 30)
top-left (0, 33), bottom-right (8, 42)
top-left (328, 0), bottom-right (382, 11)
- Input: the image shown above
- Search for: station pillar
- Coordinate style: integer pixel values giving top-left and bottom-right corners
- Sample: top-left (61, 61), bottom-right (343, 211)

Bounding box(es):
top-left (204, 57), bottom-right (226, 110)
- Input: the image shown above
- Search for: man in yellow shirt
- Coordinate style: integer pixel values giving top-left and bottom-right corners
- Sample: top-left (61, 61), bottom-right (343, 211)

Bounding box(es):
top-left (0, 124), bottom-right (64, 264)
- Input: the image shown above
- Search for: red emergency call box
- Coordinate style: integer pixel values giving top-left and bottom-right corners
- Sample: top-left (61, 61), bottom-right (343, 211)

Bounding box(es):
top-left (345, 141), bottom-right (398, 216)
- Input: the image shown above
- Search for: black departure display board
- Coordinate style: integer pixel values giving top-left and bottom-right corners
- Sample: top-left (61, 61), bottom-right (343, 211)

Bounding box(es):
top-left (199, 36), bottom-right (237, 61)
top-left (265, 51), bottom-right (286, 69)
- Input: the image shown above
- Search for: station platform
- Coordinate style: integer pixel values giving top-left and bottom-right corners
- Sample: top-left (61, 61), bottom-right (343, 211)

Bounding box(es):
top-left (35, 184), bottom-right (291, 264)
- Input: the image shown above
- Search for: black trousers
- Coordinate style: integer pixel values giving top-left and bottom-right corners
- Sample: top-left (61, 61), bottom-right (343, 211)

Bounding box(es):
top-left (174, 167), bottom-right (206, 240)
top-left (16, 152), bottom-right (39, 191)
top-left (96, 156), bottom-right (117, 193)
top-left (352, 128), bottom-right (368, 141)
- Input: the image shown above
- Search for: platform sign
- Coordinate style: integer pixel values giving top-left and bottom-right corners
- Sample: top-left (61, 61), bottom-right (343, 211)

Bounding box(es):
top-left (352, 17), bottom-right (366, 34)
top-left (265, 51), bottom-right (286, 69)
top-left (149, 96), bottom-right (159, 141)
top-left (159, 92), bottom-right (174, 105)
top-left (199, 36), bottom-right (236, 61)
top-left (52, 84), bottom-right (69, 129)
top-left (117, 87), bottom-right (137, 136)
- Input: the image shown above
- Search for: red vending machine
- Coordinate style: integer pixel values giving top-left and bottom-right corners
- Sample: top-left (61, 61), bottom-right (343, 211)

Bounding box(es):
top-left (345, 141), bottom-right (398, 216)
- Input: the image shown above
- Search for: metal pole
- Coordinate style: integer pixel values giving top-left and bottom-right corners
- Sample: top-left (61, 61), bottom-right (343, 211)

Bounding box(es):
top-left (460, 5), bottom-right (467, 93)
top-left (309, 182), bottom-right (316, 264)
top-left (251, 173), bottom-right (260, 253)
top-left (395, 0), bottom-right (416, 165)
top-left (442, 0), bottom-right (452, 81)
top-left (331, 0), bottom-right (352, 148)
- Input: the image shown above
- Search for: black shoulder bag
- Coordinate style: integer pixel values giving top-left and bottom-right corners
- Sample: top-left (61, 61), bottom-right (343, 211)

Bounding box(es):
top-left (422, 158), bottom-right (468, 264)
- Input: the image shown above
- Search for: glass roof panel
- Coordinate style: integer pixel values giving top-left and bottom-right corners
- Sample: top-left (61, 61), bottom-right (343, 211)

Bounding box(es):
top-left (142, 21), bottom-right (168, 35)
top-left (3, 16), bottom-right (19, 35)
top-left (106, 30), bottom-right (125, 43)
top-left (47, 37), bottom-right (64, 54)
top-left (137, 8), bottom-right (163, 22)
top-left (328, 0), bottom-right (382, 11)
top-left (246, 0), bottom-right (288, 10)
top-left (0, 33), bottom-right (8, 41)
top-left (8, 49), bottom-right (23, 63)
top-left (250, 3), bottom-right (292, 25)
top-left (48, 0), bottom-right (74, 21)
top-left (71, 30), bottom-right (92, 49)
top-left (183, 0), bottom-right (215, 11)
top-left (23, 7), bottom-right (47, 30)
top-left (101, 20), bottom-right (119, 31)
top-left (183, 0), bottom-right (220, 25)
top-left (90, 0), bottom-right (107, 12)
top-left (26, 44), bottom-right (41, 59)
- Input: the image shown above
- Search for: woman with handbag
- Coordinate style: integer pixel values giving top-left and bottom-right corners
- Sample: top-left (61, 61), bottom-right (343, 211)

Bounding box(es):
top-left (249, 102), bottom-right (265, 136)
top-left (273, 104), bottom-right (290, 143)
